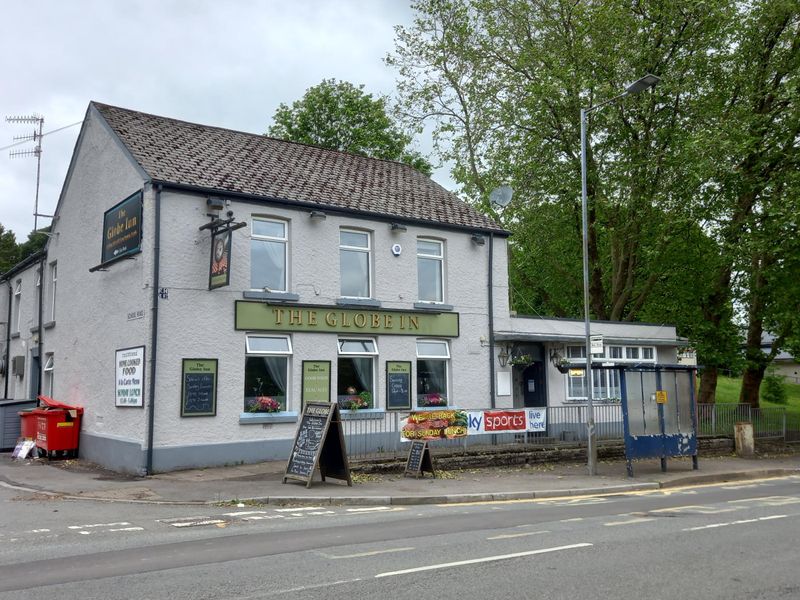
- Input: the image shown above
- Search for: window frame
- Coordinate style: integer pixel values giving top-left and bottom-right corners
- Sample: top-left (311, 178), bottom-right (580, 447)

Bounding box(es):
top-left (563, 343), bottom-right (656, 402)
top-left (244, 334), bottom-right (292, 412)
top-left (13, 280), bottom-right (21, 333)
top-left (416, 238), bottom-right (445, 303)
top-left (339, 228), bottom-right (372, 299)
top-left (250, 217), bottom-right (289, 293)
top-left (49, 262), bottom-right (57, 321)
top-left (337, 337), bottom-right (378, 409)
top-left (43, 354), bottom-right (54, 397)
top-left (415, 339), bottom-right (451, 407)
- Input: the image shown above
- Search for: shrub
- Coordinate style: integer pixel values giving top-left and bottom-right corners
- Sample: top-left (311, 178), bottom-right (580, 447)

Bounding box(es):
top-left (761, 371), bottom-right (788, 405)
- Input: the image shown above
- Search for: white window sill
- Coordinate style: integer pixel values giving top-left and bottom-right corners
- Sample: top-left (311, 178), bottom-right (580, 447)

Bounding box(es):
top-left (239, 411), bottom-right (298, 424)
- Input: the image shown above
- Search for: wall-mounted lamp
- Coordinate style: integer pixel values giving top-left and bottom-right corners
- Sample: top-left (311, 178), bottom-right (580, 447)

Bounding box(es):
top-left (390, 223), bottom-right (407, 232)
top-left (479, 335), bottom-right (489, 348)
top-left (309, 210), bottom-right (327, 221)
top-left (471, 233), bottom-right (486, 246)
top-left (498, 345), bottom-right (510, 368)
top-left (207, 197), bottom-right (225, 212)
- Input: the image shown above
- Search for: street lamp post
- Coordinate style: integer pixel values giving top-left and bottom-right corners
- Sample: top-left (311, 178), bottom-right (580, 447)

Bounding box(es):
top-left (580, 74), bottom-right (660, 476)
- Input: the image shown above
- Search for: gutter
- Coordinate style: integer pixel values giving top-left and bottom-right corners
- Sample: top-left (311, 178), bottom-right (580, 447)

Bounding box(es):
top-left (145, 184), bottom-right (162, 475)
top-left (36, 255), bottom-right (45, 397)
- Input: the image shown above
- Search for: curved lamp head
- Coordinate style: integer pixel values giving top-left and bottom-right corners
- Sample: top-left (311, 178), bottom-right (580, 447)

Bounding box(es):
top-left (625, 74), bottom-right (660, 95)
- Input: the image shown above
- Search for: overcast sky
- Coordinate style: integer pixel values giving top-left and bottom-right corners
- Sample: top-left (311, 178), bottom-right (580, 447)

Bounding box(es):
top-left (0, 0), bottom-right (445, 240)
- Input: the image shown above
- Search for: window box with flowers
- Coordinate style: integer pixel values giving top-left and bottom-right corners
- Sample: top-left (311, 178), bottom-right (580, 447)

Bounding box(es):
top-left (418, 393), bottom-right (448, 408)
top-left (239, 395), bottom-right (298, 424)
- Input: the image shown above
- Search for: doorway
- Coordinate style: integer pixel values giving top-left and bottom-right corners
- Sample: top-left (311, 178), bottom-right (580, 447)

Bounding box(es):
top-left (522, 361), bottom-right (546, 408)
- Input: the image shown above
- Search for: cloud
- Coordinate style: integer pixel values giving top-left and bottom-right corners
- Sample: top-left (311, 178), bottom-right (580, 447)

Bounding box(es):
top-left (1, 0), bottom-right (449, 240)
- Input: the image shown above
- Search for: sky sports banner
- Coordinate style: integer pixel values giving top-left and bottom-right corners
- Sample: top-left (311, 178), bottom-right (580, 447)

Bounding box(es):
top-left (400, 408), bottom-right (546, 441)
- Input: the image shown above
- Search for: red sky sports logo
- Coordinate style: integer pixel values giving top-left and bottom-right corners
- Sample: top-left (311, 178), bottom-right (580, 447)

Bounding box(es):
top-left (483, 410), bottom-right (527, 432)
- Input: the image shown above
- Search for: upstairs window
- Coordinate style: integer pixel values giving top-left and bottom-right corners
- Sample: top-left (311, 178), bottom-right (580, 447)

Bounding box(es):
top-left (251, 218), bottom-right (288, 292)
top-left (340, 229), bottom-right (371, 298)
top-left (12, 281), bottom-right (21, 334)
top-left (417, 239), bottom-right (444, 303)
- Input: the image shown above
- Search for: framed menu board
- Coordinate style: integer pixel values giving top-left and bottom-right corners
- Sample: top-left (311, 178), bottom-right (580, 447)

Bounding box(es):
top-left (180, 359), bottom-right (218, 417)
top-left (386, 361), bottom-right (411, 411)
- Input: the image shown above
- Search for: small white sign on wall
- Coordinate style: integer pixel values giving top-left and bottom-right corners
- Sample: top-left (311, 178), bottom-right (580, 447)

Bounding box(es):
top-left (115, 346), bottom-right (145, 407)
top-left (496, 371), bottom-right (511, 396)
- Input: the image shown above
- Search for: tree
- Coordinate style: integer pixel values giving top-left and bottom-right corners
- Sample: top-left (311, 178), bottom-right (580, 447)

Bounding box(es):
top-left (267, 79), bottom-right (433, 175)
top-left (0, 224), bottom-right (18, 274)
top-left (17, 227), bottom-right (49, 262)
top-left (389, 1), bottom-right (738, 353)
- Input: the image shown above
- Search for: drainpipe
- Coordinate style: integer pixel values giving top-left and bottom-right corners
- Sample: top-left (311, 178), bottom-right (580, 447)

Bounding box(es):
top-left (488, 232), bottom-right (496, 409)
top-left (145, 184), bottom-right (162, 475)
top-left (36, 256), bottom-right (45, 397)
top-left (3, 282), bottom-right (11, 399)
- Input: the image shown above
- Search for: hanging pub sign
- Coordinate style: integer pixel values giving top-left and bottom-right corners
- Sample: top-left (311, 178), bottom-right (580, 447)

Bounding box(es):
top-left (208, 229), bottom-right (232, 290)
top-left (102, 191), bottom-right (142, 264)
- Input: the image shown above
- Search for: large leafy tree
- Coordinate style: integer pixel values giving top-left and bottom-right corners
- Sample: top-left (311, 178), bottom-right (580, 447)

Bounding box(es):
top-left (268, 79), bottom-right (433, 175)
top-left (389, 0), bottom-right (739, 375)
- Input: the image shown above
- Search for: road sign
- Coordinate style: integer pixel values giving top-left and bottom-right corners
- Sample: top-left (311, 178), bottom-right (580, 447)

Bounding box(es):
top-left (590, 335), bottom-right (604, 355)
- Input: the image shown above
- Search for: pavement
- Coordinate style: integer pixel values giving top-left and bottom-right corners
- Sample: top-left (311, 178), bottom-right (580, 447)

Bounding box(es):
top-left (2, 448), bottom-right (799, 506)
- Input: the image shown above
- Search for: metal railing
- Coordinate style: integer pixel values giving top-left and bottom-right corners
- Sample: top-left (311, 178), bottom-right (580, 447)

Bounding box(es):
top-left (697, 403), bottom-right (790, 440)
top-left (341, 405), bottom-right (626, 461)
top-left (340, 403), bottom-right (799, 461)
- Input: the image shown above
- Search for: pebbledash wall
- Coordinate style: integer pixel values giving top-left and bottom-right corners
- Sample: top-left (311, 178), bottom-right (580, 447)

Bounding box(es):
top-left (14, 102), bottom-right (512, 474)
top-left (1, 102), bottom-right (685, 474)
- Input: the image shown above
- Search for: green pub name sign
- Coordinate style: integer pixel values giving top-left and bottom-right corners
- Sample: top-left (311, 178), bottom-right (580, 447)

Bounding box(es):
top-left (235, 301), bottom-right (459, 337)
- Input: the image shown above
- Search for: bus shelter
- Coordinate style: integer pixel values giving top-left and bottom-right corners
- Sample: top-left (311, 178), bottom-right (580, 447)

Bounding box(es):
top-left (616, 364), bottom-right (699, 477)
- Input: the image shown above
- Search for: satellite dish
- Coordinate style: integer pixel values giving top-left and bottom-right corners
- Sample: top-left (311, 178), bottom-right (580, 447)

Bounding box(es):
top-left (489, 185), bottom-right (513, 207)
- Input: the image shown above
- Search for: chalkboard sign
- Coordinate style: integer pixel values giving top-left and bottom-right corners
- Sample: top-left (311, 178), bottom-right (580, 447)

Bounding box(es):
top-left (284, 402), bottom-right (352, 488)
top-left (404, 440), bottom-right (435, 478)
top-left (386, 361), bottom-right (412, 411)
top-left (181, 359), bottom-right (218, 417)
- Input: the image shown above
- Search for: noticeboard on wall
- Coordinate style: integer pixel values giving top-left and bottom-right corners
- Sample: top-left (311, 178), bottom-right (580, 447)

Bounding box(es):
top-left (115, 346), bottom-right (145, 408)
top-left (181, 359), bottom-right (218, 417)
top-left (208, 229), bottom-right (232, 290)
top-left (386, 361), bottom-right (412, 411)
top-left (102, 191), bottom-right (142, 265)
top-left (301, 361), bottom-right (331, 406)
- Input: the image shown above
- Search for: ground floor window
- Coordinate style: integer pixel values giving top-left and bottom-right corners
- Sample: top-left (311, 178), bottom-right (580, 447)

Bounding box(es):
top-left (416, 340), bottom-right (449, 407)
top-left (565, 344), bottom-right (651, 402)
top-left (43, 354), bottom-right (54, 397)
top-left (244, 335), bottom-right (291, 412)
top-left (337, 338), bottom-right (377, 409)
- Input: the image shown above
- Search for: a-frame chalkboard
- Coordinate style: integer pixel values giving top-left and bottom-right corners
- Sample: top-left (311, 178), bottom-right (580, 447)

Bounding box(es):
top-left (404, 440), bottom-right (436, 478)
top-left (283, 402), bottom-right (352, 488)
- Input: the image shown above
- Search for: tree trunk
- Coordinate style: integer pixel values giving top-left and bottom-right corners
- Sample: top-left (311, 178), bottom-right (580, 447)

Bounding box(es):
top-left (698, 367), bottom-right (718, 404)
top-left (739, 365), bottom-right (766, 407)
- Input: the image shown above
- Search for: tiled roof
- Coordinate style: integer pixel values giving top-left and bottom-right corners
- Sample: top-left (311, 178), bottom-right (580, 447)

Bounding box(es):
top-left (92, 102), bottom-right (505, 233)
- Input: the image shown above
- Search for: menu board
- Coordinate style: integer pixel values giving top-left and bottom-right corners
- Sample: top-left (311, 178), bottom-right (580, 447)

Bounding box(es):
top-left (404, 440), bottom-right (435, 478)
top-left (284, 402), bottom-right (352, 488)
top-left (302, 361), bottom-right (331, 405)
top-left (386, 361), bottom-right (411, 411)
top-left (180, 359), bottom-right (217, 417)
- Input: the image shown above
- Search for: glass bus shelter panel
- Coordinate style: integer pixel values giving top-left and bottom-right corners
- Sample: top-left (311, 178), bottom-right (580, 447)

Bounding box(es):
top-left (625, 371), bottom-right (646, 437)
top-left (677, 371), bottom-right (694, 433)
top-left (661, 371), bottom-right (680, 436)
top-left (639, 371), bottom-right (660, 435)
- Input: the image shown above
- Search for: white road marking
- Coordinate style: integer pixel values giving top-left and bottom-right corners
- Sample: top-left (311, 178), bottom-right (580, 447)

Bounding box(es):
top-left (29, 529), bottom-right (51, 533)
top-left (68, 522), bottom-right (131, 529)
top-left (318, 547), bottom-right (415, 559)
top-left (169, 519), bottom-right (227, 528)
top-left (604, 517), bottom-right (656, 527)
top-left (241, 515), bottom-right (285, 521)
top-left (346, 506), bottom-right (405, 513)
top-left (560, 517), bottom-right (584, 522)
top-left (651, 505), bottom-right (738, 515)
top-left (109, 527), bottom-right (144, 532)
top-left (729, 496), bottom-right (800, 507)
top-left (683, 515), bottom-right (788, 532)
top-left (487, 530), bottom-right (550, 540)
top-left (374, 543), bottom-right (593, 578)
top-left (223, 510), bottom-right (270, 516)
top-left (274, 506), bottom-right (326, 512)
top-left (237, 579), bottom-right (364, 598)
